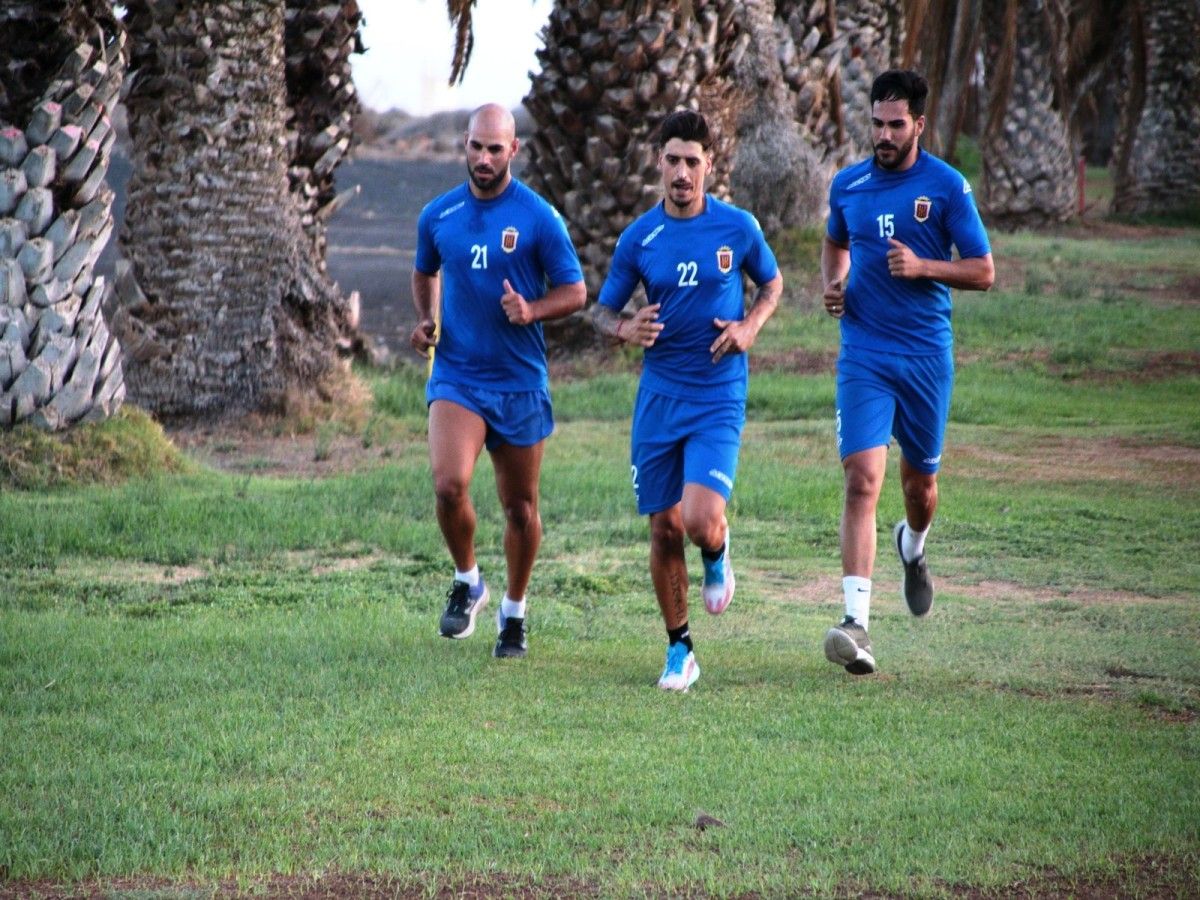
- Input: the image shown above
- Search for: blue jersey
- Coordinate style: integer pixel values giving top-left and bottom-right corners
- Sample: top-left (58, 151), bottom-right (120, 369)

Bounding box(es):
top-left (415, 179), bottom-right (583, 390)
top-left (827, 150), bottom-right (990, 355)
top-left (598, 196), bottom-right (779, 401)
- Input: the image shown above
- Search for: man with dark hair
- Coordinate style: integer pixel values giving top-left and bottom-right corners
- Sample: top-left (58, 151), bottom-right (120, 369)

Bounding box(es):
top-left (820, 69), bottom-right (994, 675)
top-left (593, 109), bottom-right (784, 691)
top-left (411, 103), bottom-right (586, 659)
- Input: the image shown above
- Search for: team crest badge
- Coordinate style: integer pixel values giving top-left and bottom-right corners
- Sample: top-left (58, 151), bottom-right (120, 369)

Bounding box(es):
top-left (716, 245), bottom-right (733, 274)
top-left (913, 196), bottom-right (932, 223)
top-left (501, 226), bottom-right (519, 253)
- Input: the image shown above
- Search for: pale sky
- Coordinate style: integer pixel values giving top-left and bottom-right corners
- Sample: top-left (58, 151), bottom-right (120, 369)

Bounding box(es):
top-left (352, 0), bottom-right (553, 115)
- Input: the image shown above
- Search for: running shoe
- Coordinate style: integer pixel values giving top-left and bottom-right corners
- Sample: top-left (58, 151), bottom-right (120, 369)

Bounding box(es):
top-left (894, 521), bottom-right (933, 617)
top-left (658, 641), bottom-right (700, 691)
top-left (823, 616), bottom-right (876, 675)
top-left (701, 533), bottom-right (735, 615)
top-left (438, 575), bottom-right (488, 639)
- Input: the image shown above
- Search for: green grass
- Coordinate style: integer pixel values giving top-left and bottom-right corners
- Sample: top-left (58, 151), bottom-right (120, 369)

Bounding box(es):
top-left (2, 221), bottom-right (1199, 896)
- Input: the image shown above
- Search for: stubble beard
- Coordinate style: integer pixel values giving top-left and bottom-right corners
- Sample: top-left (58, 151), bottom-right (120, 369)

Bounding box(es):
top-left (468, 161), bottom-right (509, 194)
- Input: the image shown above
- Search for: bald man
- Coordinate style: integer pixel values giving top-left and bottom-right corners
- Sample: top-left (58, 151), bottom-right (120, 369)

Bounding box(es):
top-left (411, 103), bottom-right (586, 659)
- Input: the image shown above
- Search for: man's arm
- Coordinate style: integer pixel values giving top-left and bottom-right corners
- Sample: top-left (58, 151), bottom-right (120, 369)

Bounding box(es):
top-left (410, 269), bottom-right (439, 357)
top-left (822, 235), bottom-right (850, 318)
top-left (711, 271), bottom-right (784, 362)
top-left (886, 239), bottom-right (995, 291)
top-left (501, 279), bottom-right (586, 326)
top-left (593, 302), bottom-right (665, 348)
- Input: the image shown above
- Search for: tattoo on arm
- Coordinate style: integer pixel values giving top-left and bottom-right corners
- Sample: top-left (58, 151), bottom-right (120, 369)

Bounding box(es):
top-left (592, 304), bottom-right (622, 339)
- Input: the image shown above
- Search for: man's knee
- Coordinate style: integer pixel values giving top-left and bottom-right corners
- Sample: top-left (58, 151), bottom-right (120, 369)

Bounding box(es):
top-left (502, 496), bottom-right (539, 530)
top-left (433, 472), bottom-right (471, 508)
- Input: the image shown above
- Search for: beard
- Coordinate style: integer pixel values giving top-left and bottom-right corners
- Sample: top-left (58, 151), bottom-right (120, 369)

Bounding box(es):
top-left (873, 134), bottom-right (916, 170)
top-left (468, 160), bottom-right (508, 193)
top-left (667, 181), bottom-right (695, 210)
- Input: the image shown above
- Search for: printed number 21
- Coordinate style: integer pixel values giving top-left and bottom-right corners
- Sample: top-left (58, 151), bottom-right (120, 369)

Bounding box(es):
top-left (876, 214), bottom-right (894, 239)
top-left (676, 261), bottom-right (698, 287)
top-left (471, 244), bottom-right (488, 269)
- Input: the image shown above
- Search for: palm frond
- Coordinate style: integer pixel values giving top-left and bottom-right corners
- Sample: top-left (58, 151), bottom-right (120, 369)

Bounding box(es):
top-left (446, 0), bottom-right (477, 85)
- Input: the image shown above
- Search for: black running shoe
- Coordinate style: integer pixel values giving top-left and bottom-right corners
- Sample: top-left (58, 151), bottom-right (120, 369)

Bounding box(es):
top-left (894, 521), bottom-right (933, 617)
top-left (494, 610), bottom-right (527, 659)
top-left (823, 616), bottom-right (876, 675)
top-left (439, 576), bottom-right (488, 639)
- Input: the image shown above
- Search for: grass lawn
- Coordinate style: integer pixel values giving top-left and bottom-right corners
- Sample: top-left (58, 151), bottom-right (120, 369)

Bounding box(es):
top-left (1, 216), bottom-right (1198, 897)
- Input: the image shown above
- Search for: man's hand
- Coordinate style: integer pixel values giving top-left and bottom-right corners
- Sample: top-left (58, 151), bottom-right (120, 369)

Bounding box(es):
top-left (501, 278), bottom-right (534, 325)
top-left (823, 278), bottom-right (845, 318)
top-left (887, 238), bottom-right (926, 279)
top-left (618, 303), bottom-right (664, 347)
top-left (410, 317), bottom-right (437, 357)
top-left (710, 317), bottom-right (758, 362)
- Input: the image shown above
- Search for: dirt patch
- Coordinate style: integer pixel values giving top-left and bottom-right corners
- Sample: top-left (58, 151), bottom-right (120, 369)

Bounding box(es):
top-left (952, 433), bottom-right (1200, 490)
top-left (753, 347), bottom-right (838, 375)
top-left (168, 423), bottom-right (421, 478)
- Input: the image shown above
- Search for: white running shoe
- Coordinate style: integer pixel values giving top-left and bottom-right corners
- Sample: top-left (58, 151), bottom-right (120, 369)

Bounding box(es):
top-left (657, 641), bottom-right (700, 691)
top-left (701, 533), bottom-right (735, 615)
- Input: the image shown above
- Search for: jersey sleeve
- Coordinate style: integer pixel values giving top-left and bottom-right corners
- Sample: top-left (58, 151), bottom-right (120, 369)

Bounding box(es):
top-left (944, 174), bottom-right (991, 259)
top-left (741, 212), bottom-right (779, 286)
top-left (413, 202), bottom-right (440, 275)
top-left (597, 229), bottom-right (641, 311)
top-left (826, 173), bottom-right (849, 244)
top-left (536, 204), bottom-right (585, 287)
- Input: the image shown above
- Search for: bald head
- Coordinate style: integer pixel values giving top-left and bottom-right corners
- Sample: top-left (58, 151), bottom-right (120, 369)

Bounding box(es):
top-left (464, 103), bottom-right (518, 198)
top-left (468, 103), bottom-right (516, 140)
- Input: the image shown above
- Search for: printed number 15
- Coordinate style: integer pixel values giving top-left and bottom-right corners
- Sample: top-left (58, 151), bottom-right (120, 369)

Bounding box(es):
top-left (876, 214), bottom-right (894, 239)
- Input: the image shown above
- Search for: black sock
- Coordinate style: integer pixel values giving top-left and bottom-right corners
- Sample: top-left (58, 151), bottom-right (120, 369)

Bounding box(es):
top-left (700, 543), bottom-right (725, 562)
top-left (667, 623), bottom-right (693, 652)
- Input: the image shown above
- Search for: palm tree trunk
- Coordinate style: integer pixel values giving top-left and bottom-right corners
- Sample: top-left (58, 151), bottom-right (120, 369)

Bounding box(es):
top-left (0, 0), bottom-right (127, 431)
top-left (113, 0), bottom-right (360, 420)
top-left (979, 0), bottom-right (1078, 227)
top-left (1112, 0), bottom-right (1200, 215)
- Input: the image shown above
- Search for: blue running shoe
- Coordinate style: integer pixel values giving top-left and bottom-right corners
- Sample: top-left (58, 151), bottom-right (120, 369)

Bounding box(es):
top-left (439, 575), bottom-right (488, 639)
top-left (701, 532), bottom-right (735, 615)
top-left (658, 641), bottom-right (700, 691)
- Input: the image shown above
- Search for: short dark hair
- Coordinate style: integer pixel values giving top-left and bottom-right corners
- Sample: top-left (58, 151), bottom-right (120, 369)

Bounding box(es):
top-left (657, 109), bottom-right (713, 151)
top-left (870, 69), bottom-right (929, 117)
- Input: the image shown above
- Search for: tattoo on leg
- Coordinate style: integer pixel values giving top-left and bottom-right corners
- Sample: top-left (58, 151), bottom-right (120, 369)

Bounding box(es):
top-left (670, 571), bottom-right (686, 620)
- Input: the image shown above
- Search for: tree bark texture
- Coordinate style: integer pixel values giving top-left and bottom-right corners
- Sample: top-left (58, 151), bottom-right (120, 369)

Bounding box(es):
top-left (980, 0), bottom-right (1078, 227)
top-left (1112, 0), bottom-right (1200, 215)
top-left (0, 0), bottom-right (127, 430)
top-left (114, 0), bottom-right (359, 420)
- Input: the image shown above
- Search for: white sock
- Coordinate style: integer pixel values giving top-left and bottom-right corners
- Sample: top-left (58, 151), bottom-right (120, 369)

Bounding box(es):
top-left (843, 576), bottom-right (871, 629)
top-left (501, 595), bottom-right (526, 620)
top-left (901, 522), bottom-right (929, 562)
top-left (454, 565), bottom-right (480, 587)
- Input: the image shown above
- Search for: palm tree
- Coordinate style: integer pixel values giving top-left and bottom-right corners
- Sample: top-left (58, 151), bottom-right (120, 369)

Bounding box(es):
top-left (0, 0), bottom-right (127, 430)
top-left (1110, 0), bottom-right (1200, 216)
top-left (977, 0), bottom-right (1078, 227)
top-left (112, 0), bottom-right (362, 419)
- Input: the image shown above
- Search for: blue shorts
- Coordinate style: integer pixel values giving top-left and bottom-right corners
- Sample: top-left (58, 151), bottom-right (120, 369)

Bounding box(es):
top-left (427, 379), bottom-right (554, 450)
top-left (630, 385), bottom-right (744, 516)
top-left (835, 349), bottom-right (954, 474)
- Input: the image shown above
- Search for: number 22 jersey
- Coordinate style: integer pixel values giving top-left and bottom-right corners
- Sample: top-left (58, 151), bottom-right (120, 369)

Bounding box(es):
top-left (598, 195), bottom-right (779, 403)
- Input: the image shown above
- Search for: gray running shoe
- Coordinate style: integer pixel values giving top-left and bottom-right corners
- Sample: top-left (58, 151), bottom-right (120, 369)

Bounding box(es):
top-left (493, 608), bottom-right (528, 659)
top-left (439, 576), bottom-right (488, 639)
top-left (823, 616), bottom-right (876, 675)
top-left (894, 521), bottom-right (933, 616)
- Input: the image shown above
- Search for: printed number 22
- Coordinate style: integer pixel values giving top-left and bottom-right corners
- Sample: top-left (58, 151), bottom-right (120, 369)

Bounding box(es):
top-left (876, 214), bottom-right (894, 239)
top-left (471, 244), bottom-right (488, 269)
top-left (676, 261), bottom-right (698, 287)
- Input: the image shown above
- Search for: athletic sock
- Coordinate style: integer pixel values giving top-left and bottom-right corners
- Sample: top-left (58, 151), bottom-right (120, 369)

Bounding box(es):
top-left (901, 522), bottom-right (929, 562)
top-left (501, 595), bottom-right (526, 621)
top-left (700, 543), bottom-right (725, 562)
top-left (454, 565), bottom-right (480, 587)
top-left (843, 576), bottom-right (871, 630)
top-left (667, 622), bottom-right (693, 652)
